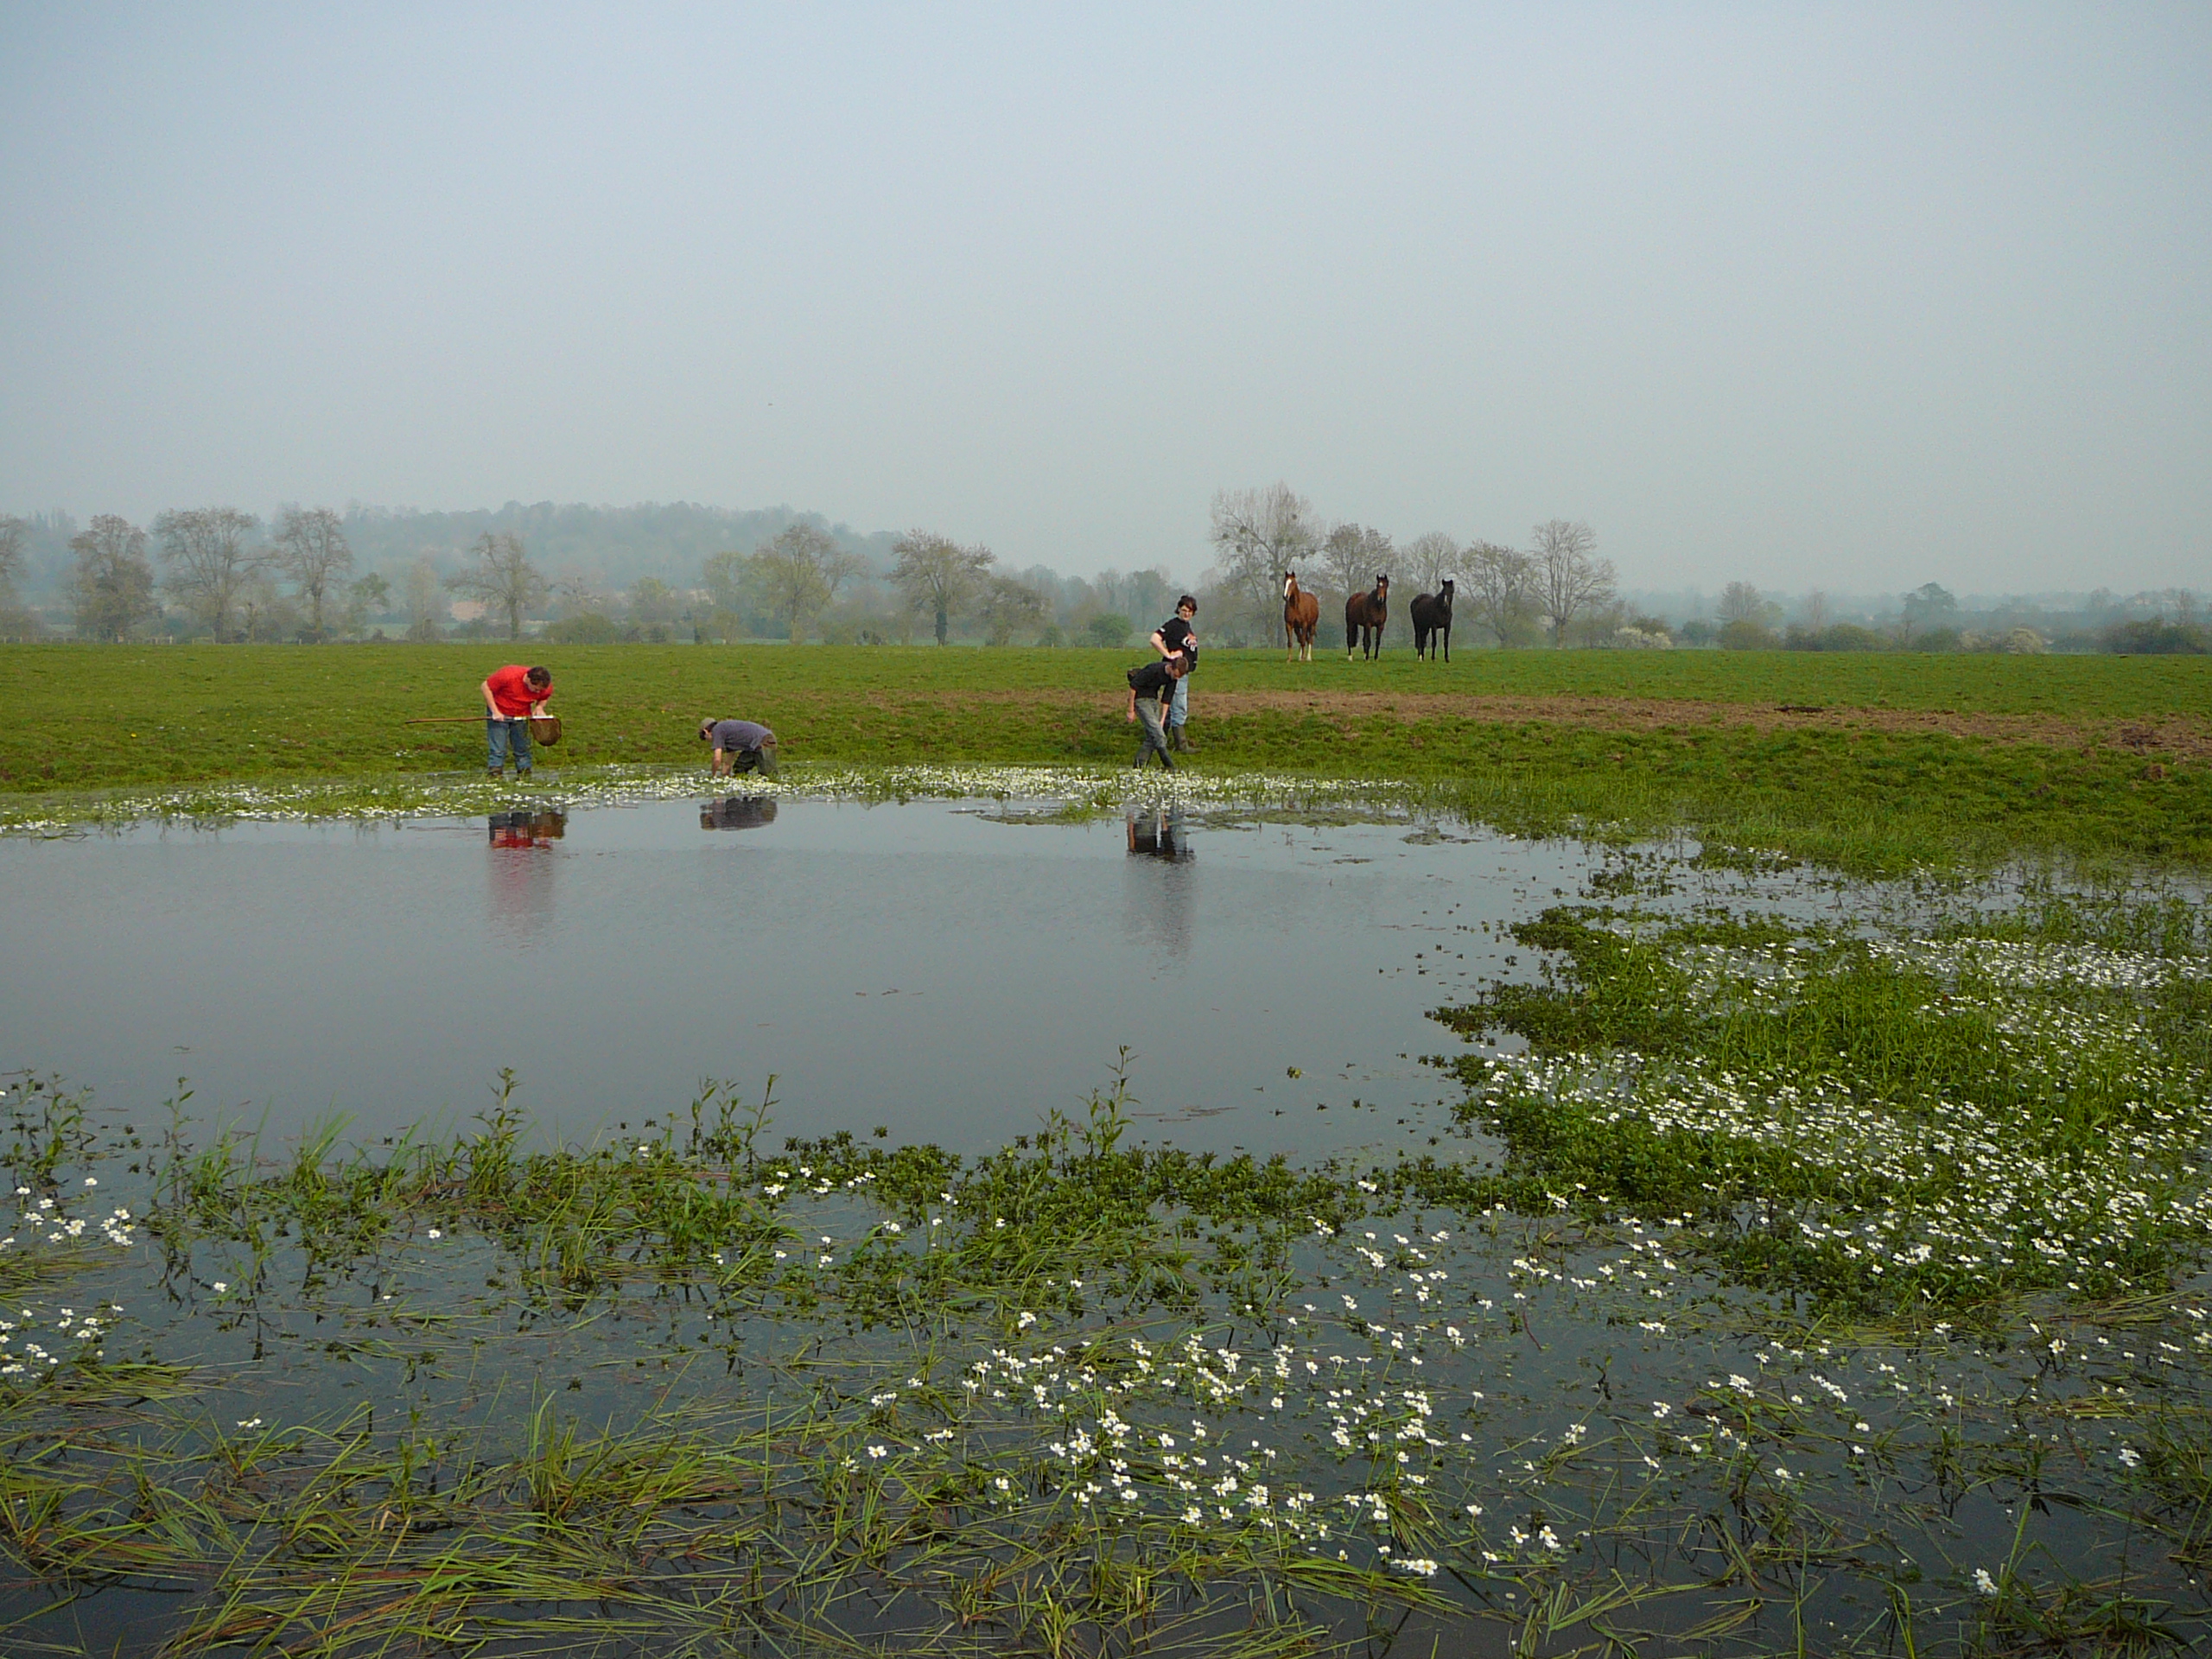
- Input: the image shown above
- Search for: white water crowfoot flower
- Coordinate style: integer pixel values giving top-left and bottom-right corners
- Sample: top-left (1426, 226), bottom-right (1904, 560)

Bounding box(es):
top-left (7, 764), bottom-right (1440, 841)
top-left (1974, 1567), bottom-right (2000, 1596)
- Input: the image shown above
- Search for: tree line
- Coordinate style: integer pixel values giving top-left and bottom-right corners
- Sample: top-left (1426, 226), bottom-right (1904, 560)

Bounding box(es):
top-left (1203, 482), bottom-right (1624, 648)
top-left (5, 500), bottom-right (2196, 652)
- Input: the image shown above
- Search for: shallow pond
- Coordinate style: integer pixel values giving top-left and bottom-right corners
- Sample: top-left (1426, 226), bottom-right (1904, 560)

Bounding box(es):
top-left (4, 790), bottom-right (2209, 1656)
top-left (3, 797), bottom-right (1620, 1155)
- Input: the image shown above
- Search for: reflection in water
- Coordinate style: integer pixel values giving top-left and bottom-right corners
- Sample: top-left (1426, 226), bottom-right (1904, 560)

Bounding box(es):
top-left (488, 810), bottom-right (568, 848)
top-left (1124, 804), bottom-right (1196, 956)
top-left (701, 796), bottom-right (779, 831)
top-left (487, 810), bottom-right (565, 944)
top-left (1125, 803), bottom-right (1192, 862)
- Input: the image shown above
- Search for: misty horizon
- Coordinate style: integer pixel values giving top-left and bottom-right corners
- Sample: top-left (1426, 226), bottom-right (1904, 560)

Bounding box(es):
top-left (3, 7), bottom-right (2207, 594)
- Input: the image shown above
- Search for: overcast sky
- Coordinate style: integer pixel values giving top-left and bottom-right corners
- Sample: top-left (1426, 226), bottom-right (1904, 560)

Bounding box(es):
top-left (3, 3), bottom-right (2207, 592)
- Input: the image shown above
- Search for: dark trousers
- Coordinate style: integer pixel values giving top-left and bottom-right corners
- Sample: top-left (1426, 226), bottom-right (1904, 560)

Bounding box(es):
top-left (1133, 700), bottom-right (1174, 769)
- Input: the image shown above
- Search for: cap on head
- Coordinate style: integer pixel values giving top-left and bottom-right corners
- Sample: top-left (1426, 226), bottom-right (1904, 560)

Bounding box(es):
top-left (698, 719), bottom-right (717, 741)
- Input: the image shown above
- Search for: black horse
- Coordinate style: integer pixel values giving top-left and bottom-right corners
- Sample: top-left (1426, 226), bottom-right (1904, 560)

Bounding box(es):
top-left (1345, 575), bottom-right (1389, 660)
top-left (1411, 579), bottom-right (1454, 662)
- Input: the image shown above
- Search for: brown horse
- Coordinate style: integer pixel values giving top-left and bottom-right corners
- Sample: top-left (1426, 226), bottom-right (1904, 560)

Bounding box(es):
top-left (1346, 574), bottom-right (1389, 660)
top-left (1282, 571), bottom-right (1319, 661)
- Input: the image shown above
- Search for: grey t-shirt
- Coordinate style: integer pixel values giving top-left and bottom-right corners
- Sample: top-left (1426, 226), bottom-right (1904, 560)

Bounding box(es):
top-left (709, 719), bottom-right (774, 752)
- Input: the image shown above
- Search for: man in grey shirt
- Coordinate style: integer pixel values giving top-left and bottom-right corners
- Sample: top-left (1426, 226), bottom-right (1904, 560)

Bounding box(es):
top-left (698, 717), bottom-right (779, 777)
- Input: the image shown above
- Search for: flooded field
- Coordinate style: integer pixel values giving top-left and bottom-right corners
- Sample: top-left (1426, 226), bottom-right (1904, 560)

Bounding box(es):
top-left (3, 789), bottom-right (2209, 1656)
top-left (2, 795), bottom-right (1624, 1157)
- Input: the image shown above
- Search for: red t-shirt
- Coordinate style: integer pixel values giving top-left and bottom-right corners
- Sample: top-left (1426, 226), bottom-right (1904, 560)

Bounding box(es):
top-left (486, 664), bottom-right (550, 716)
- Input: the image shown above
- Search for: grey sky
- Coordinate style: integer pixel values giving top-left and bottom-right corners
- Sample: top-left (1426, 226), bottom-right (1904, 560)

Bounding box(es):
top-left (3, 3), bottom-right (2207, 591)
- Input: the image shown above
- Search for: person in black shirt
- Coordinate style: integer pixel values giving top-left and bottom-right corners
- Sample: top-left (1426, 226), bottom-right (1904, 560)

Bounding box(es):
top-left (1125, 653), bottom-right (1189, 770)
top-left (1147, 595), bottom-right (1200, 750)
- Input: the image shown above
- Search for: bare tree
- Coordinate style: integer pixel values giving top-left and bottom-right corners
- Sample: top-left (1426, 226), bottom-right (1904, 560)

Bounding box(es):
top-left (156, 506), bottom-right (263, 639)
top-left (404, 556), bottom-right (445, 640)
top-left (701, 550), bottom-right (748, 624)
top-left (270, 506), bottom-right (353, 640)
top-left (1209, 484), bottom-right (1317, 645)
top-left (1717, 581), bottom-right (1765, 623)
top-left (978, 573), bottom-right (1047, 645)
top-left (1462, 541), bottom-right (1535, 646)
top-left (446, 532), bottom-right (547, 640)
top-left (628, 576), bottom-right (680, 633)
top-left (749, 524), bottom-right (842, 643)
top-left (1529, 518), bottom-right (1614, 646)
top-left (1403, 531), bottom-right (1459, 598)
top-left (1802, 589), bottom-right (1830, 632)
top-left (0, 514), bottom-right (25, 601)
top-left (892, 531), bottom-right (995, 644)
top-left (1320, 523), bottom-right (1393, 601)
top-left (68, 515), bottom-right (161, 641)
top-left (345, 572), bottom-right (391, 637)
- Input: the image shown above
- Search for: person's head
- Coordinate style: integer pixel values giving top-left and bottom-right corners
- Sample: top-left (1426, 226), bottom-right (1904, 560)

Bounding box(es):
top-left (698, 719), bottom-right (719, 742)
top-left (1176, 595), bottom-right (1197, 618)
top-left (524, 665), bottom-right (552, 690)
top-left (1166, 652), bottom-right (1191, 677)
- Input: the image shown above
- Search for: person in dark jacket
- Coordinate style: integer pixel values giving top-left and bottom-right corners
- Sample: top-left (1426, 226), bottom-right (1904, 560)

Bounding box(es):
top-left (1125, 653), bottom-right (1189, 770)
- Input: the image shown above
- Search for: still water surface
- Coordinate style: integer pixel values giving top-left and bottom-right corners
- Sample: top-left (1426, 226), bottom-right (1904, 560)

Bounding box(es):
top-left (3, 798), bottom-right (1603, 1154)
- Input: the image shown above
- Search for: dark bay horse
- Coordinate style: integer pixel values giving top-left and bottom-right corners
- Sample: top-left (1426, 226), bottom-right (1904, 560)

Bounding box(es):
top-left (1282, 570), bottom-right (1319, 661)
top-left (1411, 579), bottom-right (1454, 662)
top-left (1345, 575), bottom-right (1389, 660)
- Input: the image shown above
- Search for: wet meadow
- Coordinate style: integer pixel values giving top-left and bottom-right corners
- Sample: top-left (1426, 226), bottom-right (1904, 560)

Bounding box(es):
top-left (3, 642), bottom-right (2211, 1656)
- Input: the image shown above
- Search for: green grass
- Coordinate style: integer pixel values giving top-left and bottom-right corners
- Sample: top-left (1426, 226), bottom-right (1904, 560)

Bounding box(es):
top-left (4, 642), bottom-right (2208, 873)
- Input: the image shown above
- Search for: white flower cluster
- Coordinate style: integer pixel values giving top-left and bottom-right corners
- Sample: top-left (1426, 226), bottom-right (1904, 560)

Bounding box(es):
top-left (0, 1300), bottom-right (120, 1378)
top-left (1465, 924), bottom-right (2212, 1297)
top-left (4, 1185), bottom-right (137, 1252)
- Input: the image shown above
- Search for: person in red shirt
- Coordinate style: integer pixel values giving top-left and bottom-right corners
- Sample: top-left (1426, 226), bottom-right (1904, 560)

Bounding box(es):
top-left (480, 664), bottom-right (553, 777)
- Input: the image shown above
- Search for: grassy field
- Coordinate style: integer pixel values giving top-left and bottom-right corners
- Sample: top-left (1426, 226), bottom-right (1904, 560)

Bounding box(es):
top-left (3, 641), bottom-right (2208, 870)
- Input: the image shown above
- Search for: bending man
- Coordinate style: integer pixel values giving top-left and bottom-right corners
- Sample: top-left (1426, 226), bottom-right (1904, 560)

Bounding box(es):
top-left (481, 664), bottom-right (553, 778)
top-left (699, 717), bottom-right (779, 777)
top-left (1125, 652), bottom-right (1189, 770)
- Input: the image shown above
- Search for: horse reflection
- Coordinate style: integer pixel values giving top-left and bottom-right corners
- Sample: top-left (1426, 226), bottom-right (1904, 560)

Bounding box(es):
top-left (701, 796), bottom-right (779, 831)
top-left (1126, 803), bottom-right (1193, 862)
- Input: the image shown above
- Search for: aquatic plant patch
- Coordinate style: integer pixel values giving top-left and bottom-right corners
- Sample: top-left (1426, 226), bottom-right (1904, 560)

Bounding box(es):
top-left (1429, 892), bottom-right (2212, 1317)
top-left (3, 1003), bottom-right (2212, 1656)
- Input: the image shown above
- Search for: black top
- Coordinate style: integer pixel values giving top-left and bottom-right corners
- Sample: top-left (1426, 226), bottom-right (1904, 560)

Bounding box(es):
top-left (1157, 615), bottom-right (1197, 669)
top-left (1127, 659), bottom-right (1176, 703)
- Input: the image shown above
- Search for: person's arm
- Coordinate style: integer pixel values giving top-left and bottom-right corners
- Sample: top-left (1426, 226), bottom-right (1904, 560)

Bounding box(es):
top-left (1149, 627), bottom-right (1172, 658)
top-left (480, 677), bottom-right (501, 716)
top-left (711, 746), bottom-right (728, 774)
top-left (1126, 685), bottom-right (1138, 722)
top-left (529, 696), bottom-right (550, 716)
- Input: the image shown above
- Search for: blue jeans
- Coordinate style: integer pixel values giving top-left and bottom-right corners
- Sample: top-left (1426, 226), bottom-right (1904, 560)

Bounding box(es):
top-left (487, 716), bottom-right (533, 773)
top-left (1168, 674), bottom-right (1189, 730)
